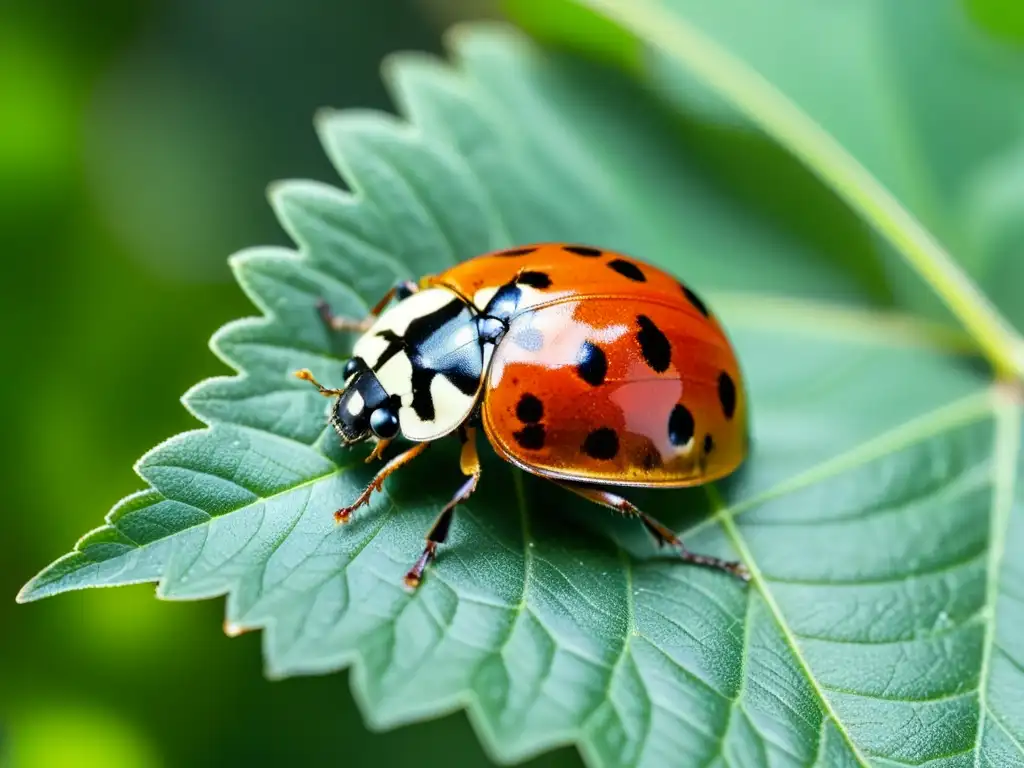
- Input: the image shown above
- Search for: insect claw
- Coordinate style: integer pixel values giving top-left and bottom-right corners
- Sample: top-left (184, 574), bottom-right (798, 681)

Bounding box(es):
top-left (334, 487), bottom-right (377, 523)
top-left (403, 542), bottom-right (436, 590)
top-left (333, 508), bottom-right (353, 524)
top-left (402, 572), bottom-right (421, 590)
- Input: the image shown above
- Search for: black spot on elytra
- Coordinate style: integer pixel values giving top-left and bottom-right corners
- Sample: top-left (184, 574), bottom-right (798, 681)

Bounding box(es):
top-left (576, 341), bottom-right (607, 387)
top-left (608, 259), bottom-right (646, 282)
top-left (636, 315), bottom-right (671, 373)
top-left (703, 434), bottom-right (714, 454)
top-left (718, 371), bottom-right (737, 420)
top-left (680, 282), bottom-right (710, 317)
top-left (498, 246), bottom-right (536, 257)
top-left (564, 245), bottom-right (602, 257)
top-left (518, 271), bottom-right (552, 289)
top-left (516, 394), bottom-right (544, 424)
top-left (514, 424), bottom-right (545, 450)
top-left (582, 427), bottom-right (619, 460)
top-left (668, 404), bottom-right (695, 447)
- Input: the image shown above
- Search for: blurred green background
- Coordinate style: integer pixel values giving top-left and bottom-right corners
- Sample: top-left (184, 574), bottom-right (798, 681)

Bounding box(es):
top-left (0, 0), bottom-right (582, 765)
top-left (4, 0), bottom-right (1022, 766)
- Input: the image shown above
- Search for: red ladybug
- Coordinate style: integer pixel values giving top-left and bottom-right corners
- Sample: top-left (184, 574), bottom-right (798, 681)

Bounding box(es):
top-left (296, 243), bottom-right (749, 587)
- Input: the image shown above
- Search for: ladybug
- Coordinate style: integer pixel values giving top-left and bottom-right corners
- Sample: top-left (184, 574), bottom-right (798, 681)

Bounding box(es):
top-left (296, 243), bottom-right (749, 588)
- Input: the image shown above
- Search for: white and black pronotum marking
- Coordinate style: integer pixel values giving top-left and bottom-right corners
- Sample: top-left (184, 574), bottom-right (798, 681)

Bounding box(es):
top-left (332, 275), bottom-right (556, 444)
top-left (332, 288), bottom-right (484, 442)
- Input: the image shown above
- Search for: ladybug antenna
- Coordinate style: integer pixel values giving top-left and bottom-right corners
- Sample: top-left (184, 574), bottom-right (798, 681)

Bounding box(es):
top-left (294, 368), bottom-right (343, 397)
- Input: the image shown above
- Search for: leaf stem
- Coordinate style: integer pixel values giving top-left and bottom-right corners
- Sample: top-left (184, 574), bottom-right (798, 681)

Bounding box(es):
top-left (578, 0), bottom-right (1024, 380)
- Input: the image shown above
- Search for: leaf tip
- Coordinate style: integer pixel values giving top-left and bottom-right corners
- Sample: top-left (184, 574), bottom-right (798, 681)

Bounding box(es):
top-left (15, 580), bottom-right (38, 604)
top-left (265, 179), bottom-right (290, 205)
top-left (442, 19), bottom-right (519, 52)
top-left (14, 559), bottom-right (72, 604)
top-left (312, 106), bottom-right (343, 135)
top-left (380, 50), bottom-right (438, 81)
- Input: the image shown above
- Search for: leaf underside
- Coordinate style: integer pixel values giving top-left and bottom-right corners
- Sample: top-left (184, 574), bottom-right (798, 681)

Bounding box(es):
top-left (19, 25), bottom-right (1024, 768)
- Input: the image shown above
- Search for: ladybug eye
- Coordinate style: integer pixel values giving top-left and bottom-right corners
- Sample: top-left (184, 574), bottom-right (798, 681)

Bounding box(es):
top-left (343, 357), bottom-right (366, 381)
top-left (369, 407), bottom-right (400, 440)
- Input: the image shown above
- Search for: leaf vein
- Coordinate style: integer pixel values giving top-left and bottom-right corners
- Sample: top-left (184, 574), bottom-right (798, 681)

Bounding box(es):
top-left (974, 397), bottom-right (1023, 767)
top-left (722, 516), bottom-right (871, 766)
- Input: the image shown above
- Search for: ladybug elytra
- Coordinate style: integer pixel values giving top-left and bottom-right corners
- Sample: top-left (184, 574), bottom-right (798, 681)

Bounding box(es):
top-left (296, 243), bottom-right (749, 587)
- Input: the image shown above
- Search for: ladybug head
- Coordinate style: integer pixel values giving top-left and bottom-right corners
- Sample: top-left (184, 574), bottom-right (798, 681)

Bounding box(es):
top-left (295, 361), bottom-right (401, 446)
top-left (330, 357), bottom-right (401, 444)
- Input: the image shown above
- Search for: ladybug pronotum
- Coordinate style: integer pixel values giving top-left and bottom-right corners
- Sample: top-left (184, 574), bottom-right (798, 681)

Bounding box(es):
top-left (296, 243), bottom-right (749, 587)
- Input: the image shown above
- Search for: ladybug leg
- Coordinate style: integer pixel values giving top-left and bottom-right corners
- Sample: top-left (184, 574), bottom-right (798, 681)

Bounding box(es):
top-left (317, 280), bottom-right (418, 333)
top-left (334, 441), bottom-right (430, 524)
top-left (555, 481), bottom-right (750, 582)
top-left (366, 438), bottom-right (392, 463)
top-left (404, 427), bottom-right (482, 589)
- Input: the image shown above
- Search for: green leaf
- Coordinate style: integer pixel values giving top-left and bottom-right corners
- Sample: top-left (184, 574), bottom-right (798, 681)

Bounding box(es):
top-left (18, 24), bottom-right (1024, 767)
top-left (508, 0), bottom-right (1024, 378)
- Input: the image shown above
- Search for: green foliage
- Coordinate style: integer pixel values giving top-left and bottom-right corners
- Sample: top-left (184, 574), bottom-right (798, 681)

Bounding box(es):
top-left (508, 0), bottom-right (1024, 339)
top-left (18, 20), bottom-right (1024, 768)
